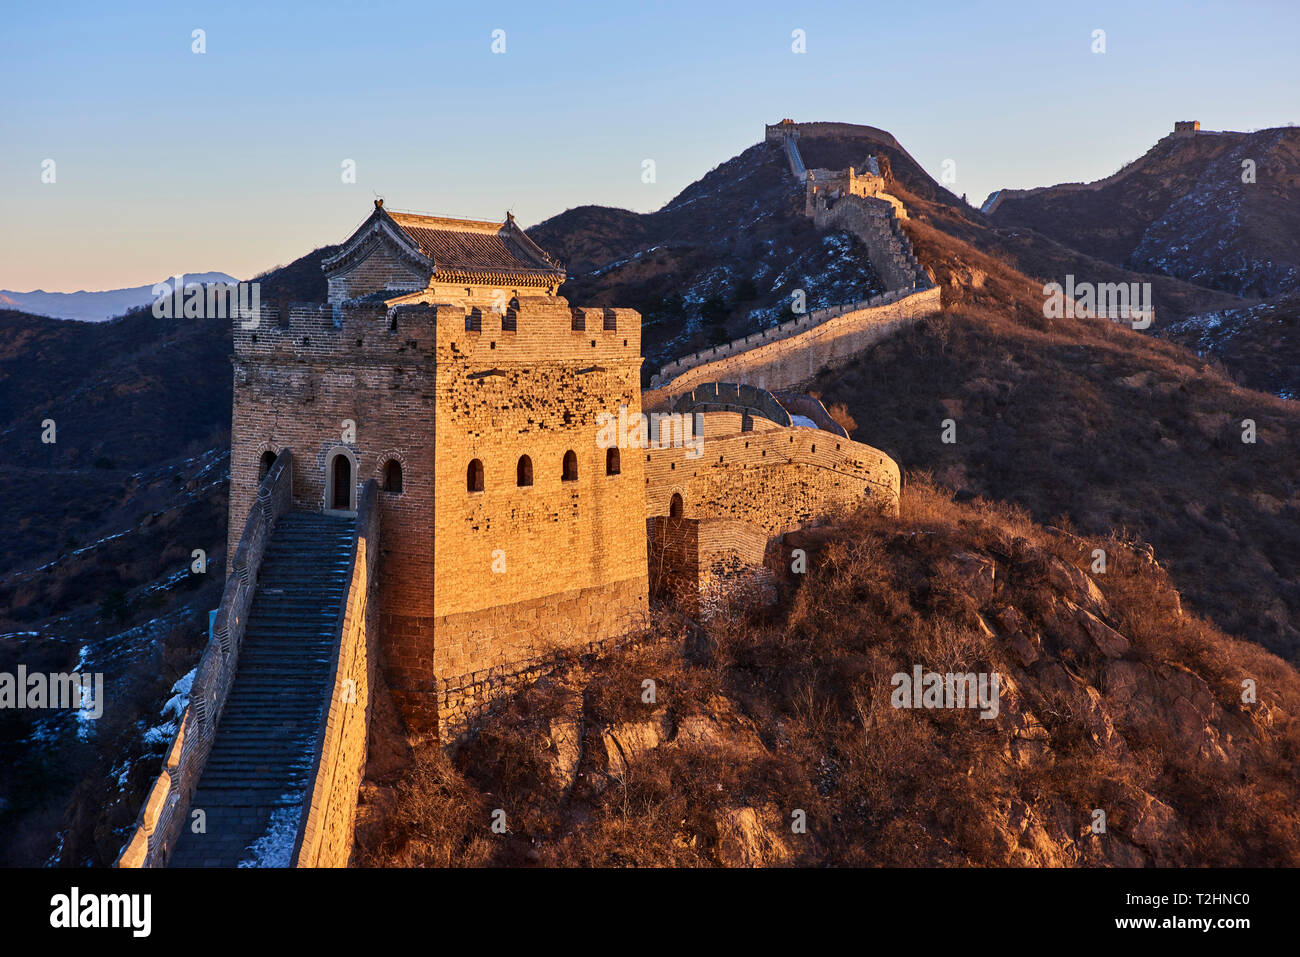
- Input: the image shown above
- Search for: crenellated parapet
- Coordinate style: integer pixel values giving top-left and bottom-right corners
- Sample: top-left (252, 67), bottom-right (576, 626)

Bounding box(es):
top-left (647, 285), bottom-right (940, 398)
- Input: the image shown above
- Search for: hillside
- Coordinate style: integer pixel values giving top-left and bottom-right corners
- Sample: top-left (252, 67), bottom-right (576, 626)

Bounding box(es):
top-left (355, 479), bottom-right (1300, 867)
top-left (531, 141), bottom-right (885, 375)
top-left (813, 215), bottom-right (1300, 662)
top-left (986, 127), bottom-right (1300, 298)
top-left (975, 128), bottom-right (1300, 399)
top-left (0, 248), bottom-right (334, 866)
top-left (1164, 291), bottom-right (1300, 400)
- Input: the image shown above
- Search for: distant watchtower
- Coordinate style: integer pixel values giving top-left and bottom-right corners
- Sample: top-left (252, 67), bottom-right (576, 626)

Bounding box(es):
top-left (1173, 120), bottom-right (1201, 136)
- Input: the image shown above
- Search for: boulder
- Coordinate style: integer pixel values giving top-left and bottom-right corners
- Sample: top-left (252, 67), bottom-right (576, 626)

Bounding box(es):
top-left (597, 709), bottom-right (673, 778)
top-left (1113, 785), bottom-right (1178, 852)
top-left (947, 551), bottom-right (998, 606)
top-left (715, 805), bottom-right (793, 867)
top-left (1043, 555), bottom-right (1111, 619)
top-left (673, 695), bottom-right (766, 756)
top-left (992, 605), bottom-right (1041, 666)
top-left (1076, 608), bottom-right (1130, 658)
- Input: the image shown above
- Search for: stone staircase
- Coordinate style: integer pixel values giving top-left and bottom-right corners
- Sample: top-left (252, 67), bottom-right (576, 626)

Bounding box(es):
top-left (781, 131), bottom-right (807, 180)
top-left (169, 511), bottom-right (356, 867)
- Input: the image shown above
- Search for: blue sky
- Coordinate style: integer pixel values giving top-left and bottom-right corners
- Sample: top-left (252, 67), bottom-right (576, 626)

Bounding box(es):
top-left (1, 0), bottom-right (1296, 291)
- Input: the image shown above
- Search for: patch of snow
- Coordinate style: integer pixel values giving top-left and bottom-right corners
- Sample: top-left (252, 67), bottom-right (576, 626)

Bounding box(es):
top-left (239, 803), bottom-right (303, 867)
top-left (143, 666), bottom-right (196, 747)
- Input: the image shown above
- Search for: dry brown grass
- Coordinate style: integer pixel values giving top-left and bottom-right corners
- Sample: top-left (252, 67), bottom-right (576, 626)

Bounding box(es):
top-left (357, 477), bottom-right (1300, 868)
top-left (814, 220), bottom-right (1300, 662)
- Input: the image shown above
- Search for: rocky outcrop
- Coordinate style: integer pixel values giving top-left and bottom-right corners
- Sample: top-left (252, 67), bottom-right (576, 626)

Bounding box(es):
top-left (357, 482), bottom-right (1300, 868)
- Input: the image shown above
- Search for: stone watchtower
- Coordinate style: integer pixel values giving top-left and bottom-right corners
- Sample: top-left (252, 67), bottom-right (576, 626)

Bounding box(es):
top-left (228, 202), bottom-right (649, 734)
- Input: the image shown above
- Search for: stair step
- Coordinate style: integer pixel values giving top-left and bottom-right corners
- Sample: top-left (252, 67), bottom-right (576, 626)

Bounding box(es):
top-left (168, 509), bottom-right (360, 867)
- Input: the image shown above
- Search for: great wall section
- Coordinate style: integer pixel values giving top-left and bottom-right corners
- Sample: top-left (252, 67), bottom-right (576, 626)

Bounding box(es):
top-left (116, 121), bottom-right (941, 868)
top-left (980, 119), bottom-right (1216, 215)
top-left (647, 120), bottom-right (939, 403)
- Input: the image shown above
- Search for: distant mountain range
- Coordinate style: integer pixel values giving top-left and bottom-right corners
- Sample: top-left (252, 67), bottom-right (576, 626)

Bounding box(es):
top-left (0, 272), bottom-right (240, 322)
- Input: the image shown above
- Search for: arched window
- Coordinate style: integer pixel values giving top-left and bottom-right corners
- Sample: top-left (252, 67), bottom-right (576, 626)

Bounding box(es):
top-left (517, 455), bottom-right (533, 487)
top-left (669, 493), bottom-right (684, 519)
top-left (562, 450), bottom-right (578, 482)
top-left (467, 458), bottom-right (484, 493)
top-left (258, 450), bottom-right (276, 480)
top-left (384, 459), bottom-right (403, 493)
top-left (606, 447), bottom-right (620, 476)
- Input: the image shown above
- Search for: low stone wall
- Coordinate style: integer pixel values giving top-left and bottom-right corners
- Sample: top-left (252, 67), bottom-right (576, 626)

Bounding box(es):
top-left (652, 290), bottom-right (903, 389)
top-left (645, 423), bottom-right (901, 533)
top-left (116, 451), bottom-right (295, 868)
top-left (782, 134), bottom-right (807, 180)
top-left (771, 391), bottom-right (849, 437)
top-left (292, 480), bottom-right (380, 868)
top-left (434, 629), bottom-right (667, 742)
top-left (648, 285), bottom-right (941, 399)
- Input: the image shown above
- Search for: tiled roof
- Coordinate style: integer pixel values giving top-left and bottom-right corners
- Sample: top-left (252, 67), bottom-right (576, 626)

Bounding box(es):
top-left (385, 211), bottom-right (563, 281)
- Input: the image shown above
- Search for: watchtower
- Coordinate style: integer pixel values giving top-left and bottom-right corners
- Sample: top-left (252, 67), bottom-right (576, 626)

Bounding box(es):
top-left (228, 206), bottom-right (649, 733)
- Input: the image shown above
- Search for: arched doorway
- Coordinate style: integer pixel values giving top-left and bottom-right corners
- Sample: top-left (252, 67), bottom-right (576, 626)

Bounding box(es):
top-left (331, 455), bottom-right (352, 509)
top-left (258, 450), bottom-right (277, 480)
top-left (325, 448), bottom-right (356, 513)
top-left (669, 492), bottom-right (684, 519)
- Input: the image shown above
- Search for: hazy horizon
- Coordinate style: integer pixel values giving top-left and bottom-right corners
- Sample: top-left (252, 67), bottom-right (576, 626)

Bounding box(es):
top-left (3, 0), bottom-right (1297, 292)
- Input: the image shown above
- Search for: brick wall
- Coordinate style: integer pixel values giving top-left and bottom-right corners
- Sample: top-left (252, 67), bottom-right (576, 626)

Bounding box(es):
top-left (429, 299), bottom-right (649, 704)
top-left (230, 298), bottom-right (651, 737)
top-left (647, 516), bottom-right (775, 616)
top-left (327, 236), bottom-right (428, 303)
top-left (645, 422), bottom-right (900, 530)
top-left (813, 193), bottom-right (928, 290)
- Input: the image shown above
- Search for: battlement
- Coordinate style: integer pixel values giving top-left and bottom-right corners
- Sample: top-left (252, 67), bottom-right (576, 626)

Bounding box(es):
top-left (649, 283), bottom-right (938, 397)
top-left (438, 299), bottom-right (641, 364)
top-left (232, 302), bottom-right (433, 359)
top-left (645, 421), bottom-right (901, 533)
top-left (231, 298), bottom-right (642, 366)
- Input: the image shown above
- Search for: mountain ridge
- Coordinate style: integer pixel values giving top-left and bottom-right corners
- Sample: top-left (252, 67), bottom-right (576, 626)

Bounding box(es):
top-left (0, 272), bottom-right (240, 323)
